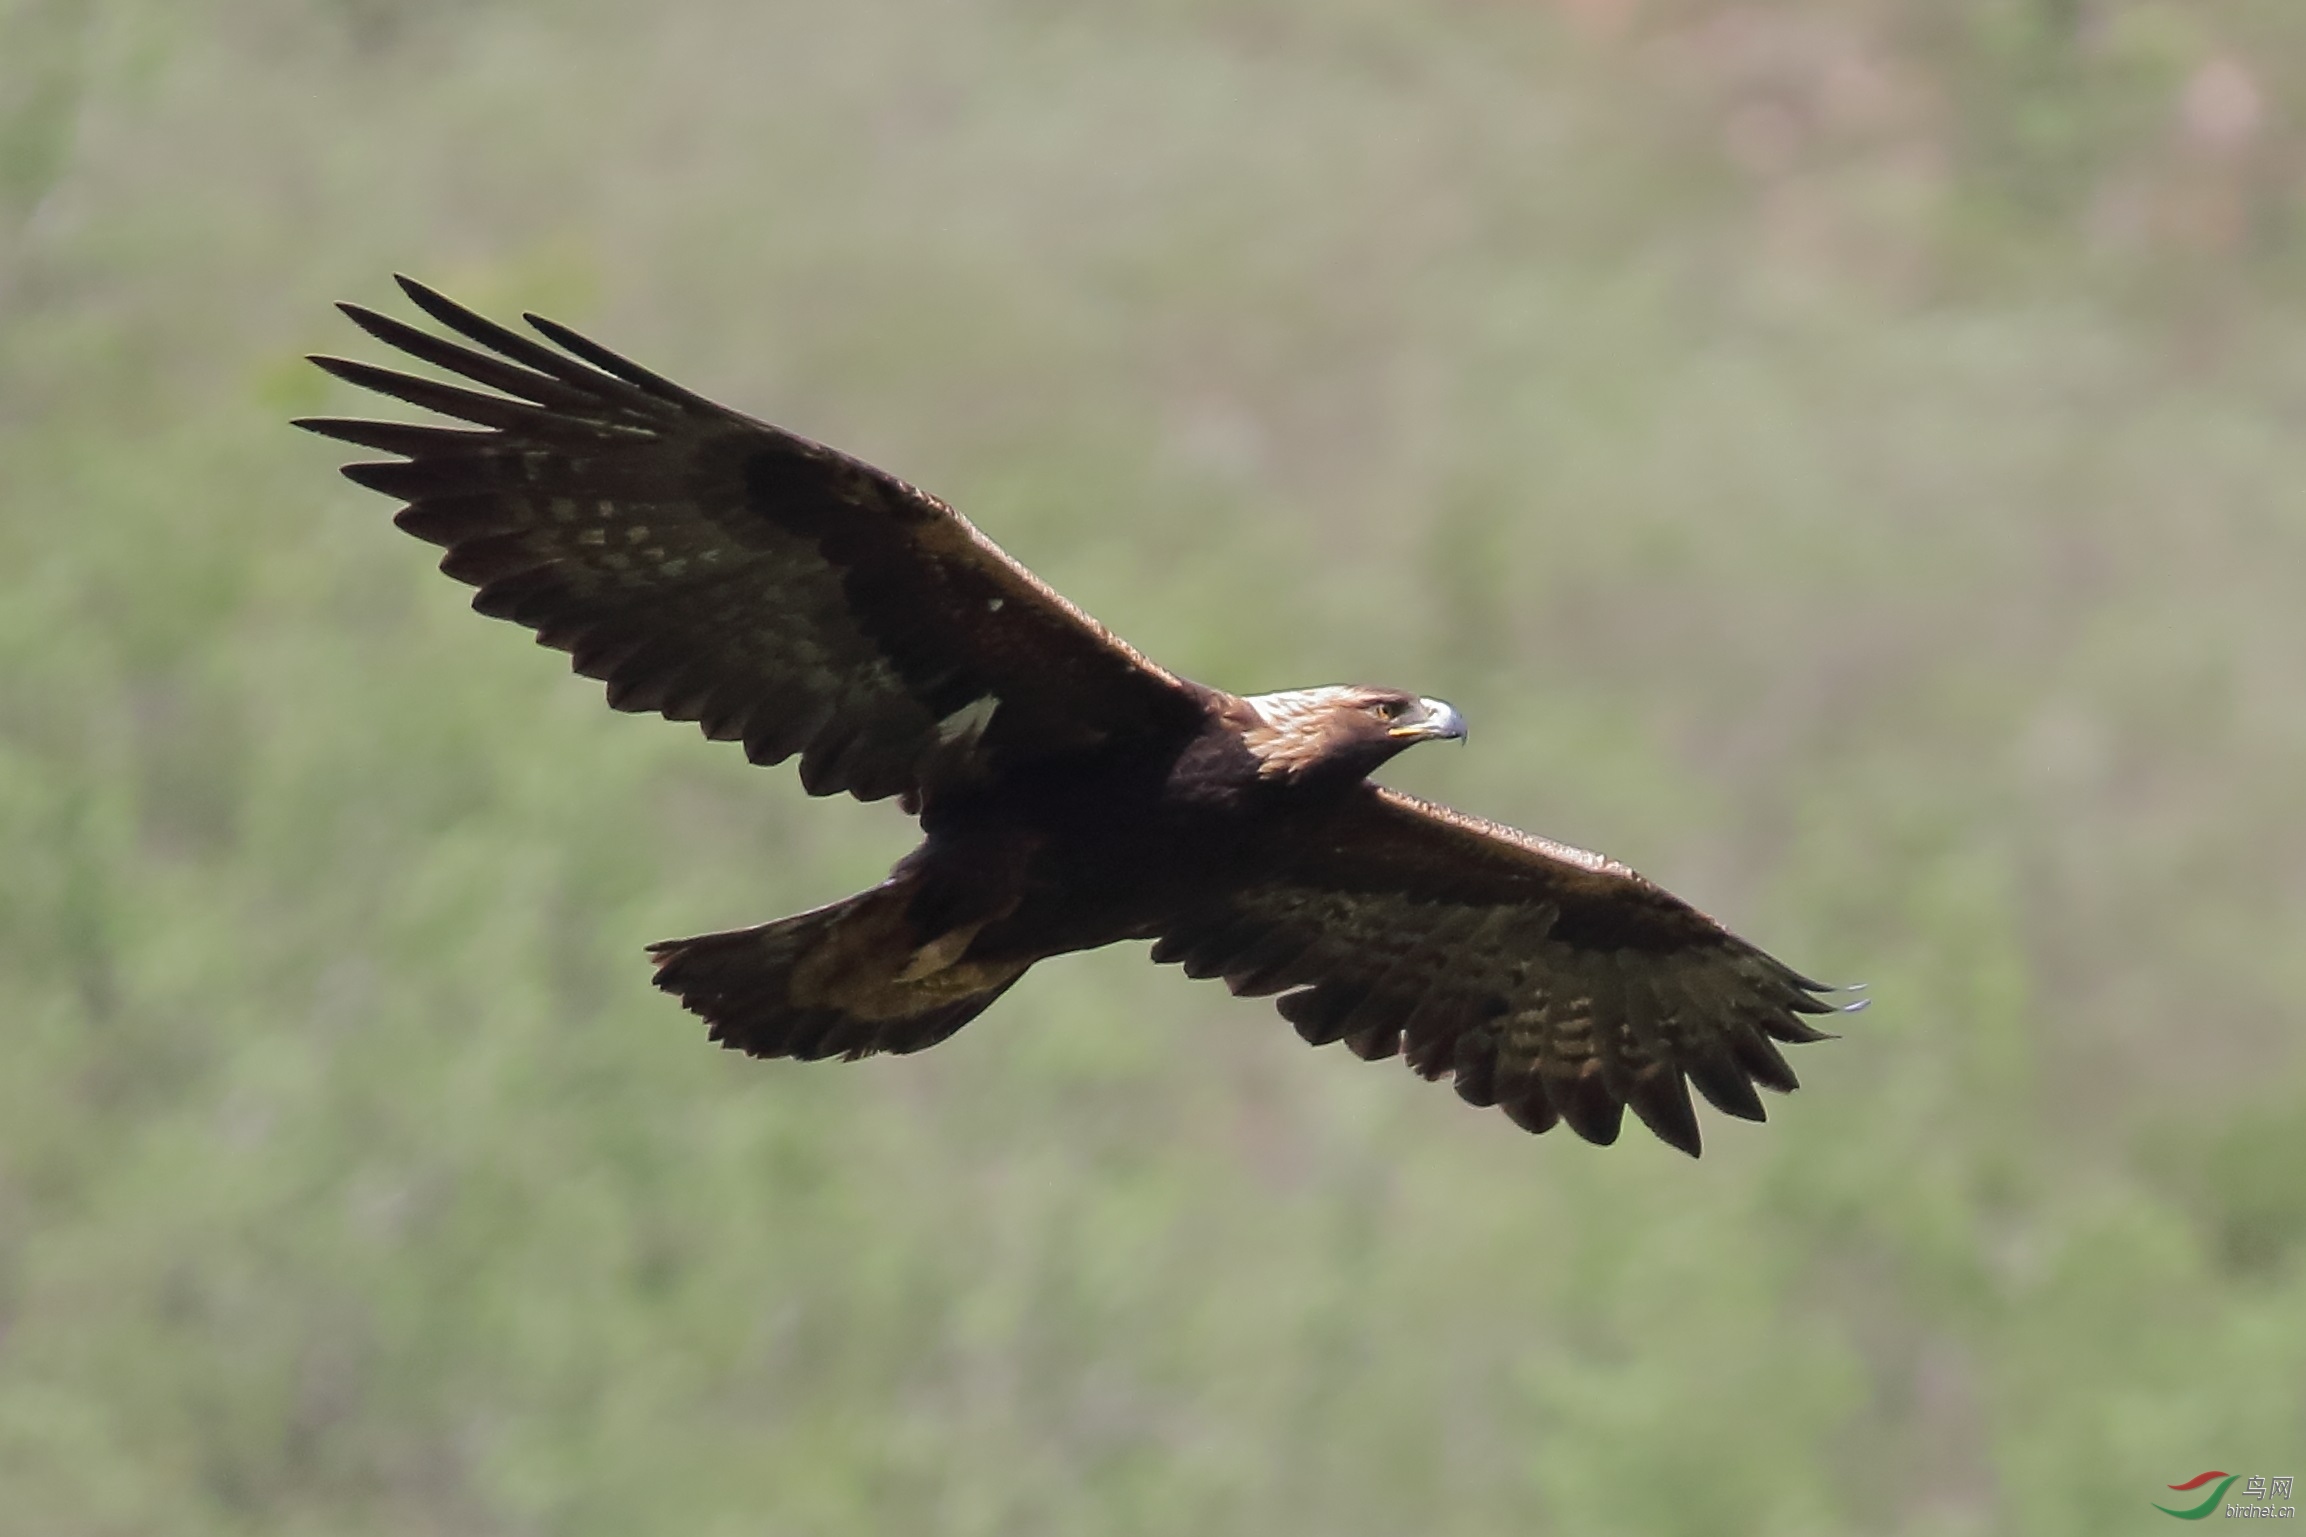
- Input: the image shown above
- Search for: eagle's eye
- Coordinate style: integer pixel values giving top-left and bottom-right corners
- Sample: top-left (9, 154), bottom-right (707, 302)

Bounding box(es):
top-left (1376, 699), bottom-right (1407, 720)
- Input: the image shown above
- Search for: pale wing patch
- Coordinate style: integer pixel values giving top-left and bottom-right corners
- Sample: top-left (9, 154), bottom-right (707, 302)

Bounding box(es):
top-left (935, 693), bottom-right (1001, 746)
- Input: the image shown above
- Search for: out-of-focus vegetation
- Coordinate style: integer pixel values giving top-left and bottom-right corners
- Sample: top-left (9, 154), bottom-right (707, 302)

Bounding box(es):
top-left (3, 0), bottom-right (2303, 1531)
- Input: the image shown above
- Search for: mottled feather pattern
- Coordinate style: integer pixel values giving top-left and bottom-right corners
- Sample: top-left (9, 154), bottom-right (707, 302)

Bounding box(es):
top-left (1151, 786), bottom-right (1839, 1156)
top-left (648, 888), bottom-right (1024, 1061)
top-left (298, 277), bottom-right (1204, 805)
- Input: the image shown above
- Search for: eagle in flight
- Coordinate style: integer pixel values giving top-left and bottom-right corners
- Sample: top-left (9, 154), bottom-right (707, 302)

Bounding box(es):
top-left (301, 279), bottom-right (1855, 1158)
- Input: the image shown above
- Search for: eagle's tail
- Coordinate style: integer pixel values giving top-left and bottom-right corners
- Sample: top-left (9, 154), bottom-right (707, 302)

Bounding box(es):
top-left (647, 884), bottom-right (1028, 1062)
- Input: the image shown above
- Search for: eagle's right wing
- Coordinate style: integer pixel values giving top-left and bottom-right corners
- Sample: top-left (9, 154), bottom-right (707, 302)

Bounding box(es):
top-left (1152, 785), bottom-right (1852, 1156)
top-left (298, 279), bottom-right (1208, 805)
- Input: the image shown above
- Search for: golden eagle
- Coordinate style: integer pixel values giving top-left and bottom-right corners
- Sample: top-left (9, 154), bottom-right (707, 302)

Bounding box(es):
top-left (300, 279), bottom-right (1855, 1158)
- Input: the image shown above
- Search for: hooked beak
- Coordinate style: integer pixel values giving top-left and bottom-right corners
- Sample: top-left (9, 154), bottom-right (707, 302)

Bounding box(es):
top-left (1389, 697), bottom-right (1468, 744)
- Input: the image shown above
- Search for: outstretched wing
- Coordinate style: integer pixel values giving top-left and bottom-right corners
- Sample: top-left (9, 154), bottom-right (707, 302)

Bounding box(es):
top-left (298, 278), bottom-right (1206, 803)
top-left (1150, 786), bottom-right (1849, 1156)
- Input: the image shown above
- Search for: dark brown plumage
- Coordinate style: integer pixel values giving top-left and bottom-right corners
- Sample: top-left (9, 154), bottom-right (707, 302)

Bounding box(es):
top-left (301, 278), bottom-right (1856, 1158)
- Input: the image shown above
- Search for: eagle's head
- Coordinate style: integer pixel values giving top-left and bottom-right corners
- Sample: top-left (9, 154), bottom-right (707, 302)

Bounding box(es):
top-left (1238, 685), bottom-right (1467, 785)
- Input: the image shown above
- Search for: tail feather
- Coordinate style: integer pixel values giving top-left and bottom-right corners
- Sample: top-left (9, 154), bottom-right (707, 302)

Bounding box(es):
top-left (649, 887), bottom-right (1025, 1061)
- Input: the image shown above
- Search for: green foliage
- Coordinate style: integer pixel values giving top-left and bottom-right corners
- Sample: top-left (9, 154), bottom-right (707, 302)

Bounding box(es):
top-left (3, 1), bottom-right (2303, 1531)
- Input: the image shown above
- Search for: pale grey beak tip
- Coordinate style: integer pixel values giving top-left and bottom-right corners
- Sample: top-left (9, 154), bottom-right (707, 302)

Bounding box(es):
top-left (1418, 697), bottom-right (1468, 744)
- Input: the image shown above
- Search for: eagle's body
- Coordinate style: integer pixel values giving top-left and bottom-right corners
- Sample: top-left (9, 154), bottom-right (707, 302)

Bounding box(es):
top-left (659, 686), bottom-right (1469, 1057)
top-left (303, 279), bottom-right (1854, 1158)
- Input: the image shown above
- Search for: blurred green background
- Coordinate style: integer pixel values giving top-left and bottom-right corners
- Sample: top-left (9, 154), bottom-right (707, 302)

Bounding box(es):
top-left (3, 0), bottom-right (2303, 1531)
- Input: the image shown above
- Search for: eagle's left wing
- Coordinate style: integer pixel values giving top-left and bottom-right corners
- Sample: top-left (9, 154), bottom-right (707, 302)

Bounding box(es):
top-left (1150, 785), bottom-right (1849, 1156)
top-left (297, 279), bottom-right (1208, 807)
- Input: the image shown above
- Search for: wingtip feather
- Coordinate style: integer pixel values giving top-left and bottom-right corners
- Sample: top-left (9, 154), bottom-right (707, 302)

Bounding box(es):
top-left (394, 274), bottom-right (509, 342)
top-left (1627, 1072), bottom-right (1704, 1158)
top-left (521, 309), bottom-right (709, 405)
